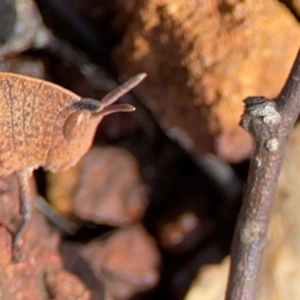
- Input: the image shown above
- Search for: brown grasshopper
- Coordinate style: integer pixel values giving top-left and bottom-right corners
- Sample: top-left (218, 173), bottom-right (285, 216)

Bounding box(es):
top-left (0, 72), bottom-right (146, 260)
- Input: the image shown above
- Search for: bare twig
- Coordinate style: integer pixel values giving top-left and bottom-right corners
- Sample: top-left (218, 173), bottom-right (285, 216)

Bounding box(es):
top-left (225, 48), bottom-right (300, 300)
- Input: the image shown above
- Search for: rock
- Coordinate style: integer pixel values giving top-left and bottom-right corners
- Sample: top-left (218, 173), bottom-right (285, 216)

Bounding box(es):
top-left (0, 174), bottom-right (91, 300)
top-left (114, 0), bottom-right (300, 162)
top-left (282, 1), bottom-right (300, 18)
top-left (80, 224), bottom-right (160, 300)
top-left (0, 0), bottom-right (51, 60)
top-left (48, 147), bottom-right (148, 227)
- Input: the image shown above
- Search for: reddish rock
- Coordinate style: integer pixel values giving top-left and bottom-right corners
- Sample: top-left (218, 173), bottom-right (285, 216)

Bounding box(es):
top-left (48, 147), bottom-right (148, 226)
top-left (0, 174), bottom-right (91, 300)
top-left (114, 0), bottom-right (300, 162)
top-left (46, 270), bottom-right (91, 300)
top-left (282, 1), bottom-right (300, 18)
top-left (80, 224), bottom-right (160, 300)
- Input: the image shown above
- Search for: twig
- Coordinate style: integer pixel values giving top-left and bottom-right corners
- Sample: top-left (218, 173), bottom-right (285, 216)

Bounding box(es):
top-left (225, 47), bottom-right (300, 300)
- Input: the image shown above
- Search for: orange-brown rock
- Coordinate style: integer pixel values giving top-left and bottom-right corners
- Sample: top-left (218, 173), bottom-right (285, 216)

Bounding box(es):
top-left (80, 224), bottom-right (160, 300)
top-left (114, 0), bottom-right (300, 162)
top-left (47, 146), bottom-right (148, 226)
top-left (0, 174), bottom-right (91, 300)
top-left (282, 0), bottom-right (300, 18)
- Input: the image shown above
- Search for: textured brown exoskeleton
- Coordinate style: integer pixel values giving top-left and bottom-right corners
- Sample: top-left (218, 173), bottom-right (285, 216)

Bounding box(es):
top-left (0, 72), bottom-right (146, 260)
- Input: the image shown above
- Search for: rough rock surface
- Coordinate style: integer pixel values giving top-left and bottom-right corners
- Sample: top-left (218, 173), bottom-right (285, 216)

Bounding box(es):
top-left (282, 0), bottom-right (300, 18)
top-left (47, 146), bottom-right (148, 226)
top-left (114, 0), bottom-right (300, 162)
top-left (0, 175), bottom-right (91, 300)
top-left (80, 224), bottom-right (160, 300)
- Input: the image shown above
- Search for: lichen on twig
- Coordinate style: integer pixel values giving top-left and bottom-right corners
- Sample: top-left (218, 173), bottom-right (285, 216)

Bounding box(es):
top-left (225, 47), bottom-right (300, 300)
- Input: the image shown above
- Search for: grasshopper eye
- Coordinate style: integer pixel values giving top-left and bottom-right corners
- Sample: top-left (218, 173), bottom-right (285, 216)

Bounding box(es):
top-left (63, 111), bottom-right (86, 142)
top-left (63, 98), bottom-right (102, 142)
